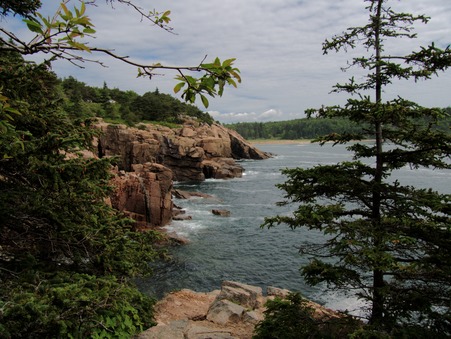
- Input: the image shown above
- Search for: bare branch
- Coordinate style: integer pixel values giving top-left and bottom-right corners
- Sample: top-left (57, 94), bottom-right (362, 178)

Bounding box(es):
top-left (103, 0), bottom-right (175, 34)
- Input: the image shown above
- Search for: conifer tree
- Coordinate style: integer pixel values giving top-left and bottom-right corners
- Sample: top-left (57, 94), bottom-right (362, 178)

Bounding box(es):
top-left (0, 0), bottom-right (239, 336)
top-left (0, 46), bottom-right (165, 337)
top-left (263, 0), bottom-right (450, 335)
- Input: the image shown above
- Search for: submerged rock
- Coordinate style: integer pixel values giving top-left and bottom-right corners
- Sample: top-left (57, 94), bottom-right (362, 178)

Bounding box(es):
top-left (212, 209), bottom-right (231, 217)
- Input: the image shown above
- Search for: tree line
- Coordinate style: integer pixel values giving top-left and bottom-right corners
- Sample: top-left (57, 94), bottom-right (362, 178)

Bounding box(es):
top-left (226, 111), bottom-right (451, 140)
top-left (61, 76), bottom-right (214, 125)
top-left (226, 118), bottom-right (366, 140)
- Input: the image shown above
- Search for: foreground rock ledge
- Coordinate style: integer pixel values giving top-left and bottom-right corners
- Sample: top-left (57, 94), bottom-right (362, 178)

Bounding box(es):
top-left (137, 281), bottom-right (340, 339)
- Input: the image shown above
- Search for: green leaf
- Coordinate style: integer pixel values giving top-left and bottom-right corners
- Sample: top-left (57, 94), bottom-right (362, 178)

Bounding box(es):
top-left (60, 3), bottom-right (71, 18)
top-left (200, 94), bottom-right (209, 108)
top-left (83, 27), bottom-right (96, 34)
top-left (185, 76), bottom-right (196, 86)
top-left (173, 82), bottom-right (185, 94)
top-left (230, 70), bottom-right (241, 82)
top-left (227, 78), bottom-right (237, 88)
top-left (80, 2), bottom-right (86, 16)
top-left (222, 58), bottom-right (236, 67)
top-left (23, 19), bottom-right (43, 34)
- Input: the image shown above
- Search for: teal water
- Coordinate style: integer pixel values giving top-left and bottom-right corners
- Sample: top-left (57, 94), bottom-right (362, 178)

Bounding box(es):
top-left (139, 142), bottom-right (450, 312)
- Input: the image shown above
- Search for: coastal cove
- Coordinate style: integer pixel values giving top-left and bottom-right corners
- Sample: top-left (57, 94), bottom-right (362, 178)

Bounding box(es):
top-left (139, 142), bottom-right (451, 314)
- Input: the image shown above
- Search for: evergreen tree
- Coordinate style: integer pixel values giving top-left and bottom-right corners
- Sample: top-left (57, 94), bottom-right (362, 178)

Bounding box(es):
top-left (0, 48), bottom-right (162, 338)
top-left (1, 0), bottom-right (240, 335)
top-left (0, 0), bottom-right (40, 17)
top-left (263, 0), bottom-right (451, 335)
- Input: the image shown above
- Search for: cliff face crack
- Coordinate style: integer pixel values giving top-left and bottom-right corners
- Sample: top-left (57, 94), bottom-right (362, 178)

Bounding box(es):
top-left (137, 176), bottom-right (151, 224)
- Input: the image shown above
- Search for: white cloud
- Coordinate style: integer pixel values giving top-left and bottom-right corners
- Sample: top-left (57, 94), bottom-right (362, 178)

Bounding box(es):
top-left (2, 0), bottom-right (450, 123)
top-left (209, 108), bottom-right (306, 124)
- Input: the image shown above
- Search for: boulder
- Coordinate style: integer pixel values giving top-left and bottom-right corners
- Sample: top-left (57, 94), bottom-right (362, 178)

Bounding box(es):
top-left (138, 281), bottom-right (345, 339)
top-left (242, 310), bottom-right (263, 325)
top-left (202, 158), bottom-right (243, 179)
top-left (139, 320), bottom-right (188, 339)
top-left (267, 286), bottom-right (291, 298)
top-left (216, 281), bottom-right (263, 309)
top-left (212, 209), bottom-right (231, 217)
top-left (206, 299), bottom-right (245, 325)
top-left (185, 324), bottom-right (236, 339)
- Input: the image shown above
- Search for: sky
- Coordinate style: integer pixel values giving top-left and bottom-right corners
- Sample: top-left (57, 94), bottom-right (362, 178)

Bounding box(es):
top-left (2, 0), bottom-right (450, 123)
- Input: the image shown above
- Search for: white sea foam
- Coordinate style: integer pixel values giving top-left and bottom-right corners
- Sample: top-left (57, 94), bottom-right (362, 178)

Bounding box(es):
top-left (164, 220), bottom-right (207, 238)
top-left (313, 290), bottom-right (367, 318)
top-left (243, 170), bottom-right (259, 176)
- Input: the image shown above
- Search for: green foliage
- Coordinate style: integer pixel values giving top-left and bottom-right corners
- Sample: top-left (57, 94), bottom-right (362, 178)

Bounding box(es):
top-left (59, 78), bottom-right (215, 125)
top-left (0, 88), bottom-right (23, 158)
top-left (253, 293), bottom-right (360, 339)
top-left (0, 273), bottom-right (155, 338)
top-left (0, 0), bottom-right (41, 17)
top-left (174, 57), bottom-right (241, 108)
top-left (0, 48), bottom-right (161, 337)
top-left (226, 118), bottom-right (367, 140)
top-left (227, 114), bottom-right (450, 141)
top-left (263, 0), bottom-right (451, 335)
top-left (22, 1), bottom-right (95, 53)
top-left (1, 1), bottom-right (240, 107)
top-left (1, 1), bottom-right (240, 337)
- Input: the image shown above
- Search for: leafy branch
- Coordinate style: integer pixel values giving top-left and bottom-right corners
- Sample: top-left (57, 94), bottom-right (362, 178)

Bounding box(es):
top-left (0, 0), bottom-right (240, 108)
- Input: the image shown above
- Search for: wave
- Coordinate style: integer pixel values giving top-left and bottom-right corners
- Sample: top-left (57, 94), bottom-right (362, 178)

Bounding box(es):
top-left (243, 170), bottom-right (259, 176)
top-left (164, 220), bottom-right (208, 237)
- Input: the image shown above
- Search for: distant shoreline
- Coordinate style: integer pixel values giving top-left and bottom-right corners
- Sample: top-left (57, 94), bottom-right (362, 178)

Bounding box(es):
top-left (249, 139), bottom-right (376, 145)
top-left (248, 139), bottom-right (312, 145)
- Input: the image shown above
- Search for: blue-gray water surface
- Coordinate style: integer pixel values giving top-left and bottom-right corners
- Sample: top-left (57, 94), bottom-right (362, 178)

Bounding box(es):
top-left (139, 142), bottom-right (450, 312)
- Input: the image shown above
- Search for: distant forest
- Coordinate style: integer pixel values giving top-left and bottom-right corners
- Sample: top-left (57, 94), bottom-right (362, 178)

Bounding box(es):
top-left (59, 76), bottom-right (450, 139)
top-left (60, 76), bottom-right (214, 125)
top-left (226, 108), bottom-right (451, 140)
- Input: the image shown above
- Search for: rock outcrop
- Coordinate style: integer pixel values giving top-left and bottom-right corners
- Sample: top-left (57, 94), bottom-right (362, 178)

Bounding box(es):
top-left (172, 189), bottom-right (219, 201)
top-left (109, 163), bottom-right (173, 228)
top-left (96, 119), bottom-right (270, 182)
top-left (138, 281), bottom-right (341, 339)
top-left (212, 209), bottom-right (231, 217)
top-left (96, 119), bottom-right (269, 228)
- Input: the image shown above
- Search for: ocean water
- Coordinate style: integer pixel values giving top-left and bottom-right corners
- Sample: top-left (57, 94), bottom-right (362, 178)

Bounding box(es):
top-left (139, 142), bottom-right (450, 313)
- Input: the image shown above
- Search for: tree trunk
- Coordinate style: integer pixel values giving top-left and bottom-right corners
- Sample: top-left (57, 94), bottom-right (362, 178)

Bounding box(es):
top-left (370, 0), bottom-right (386, 326)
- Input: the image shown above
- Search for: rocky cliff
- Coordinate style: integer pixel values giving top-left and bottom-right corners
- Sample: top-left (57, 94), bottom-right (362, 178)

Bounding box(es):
top-left (97, 119), bottom-right (270, 181)
top-left (109, 163), bottom-right (174, 228)
top-left (98, 119), bottom-right (270, 227)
